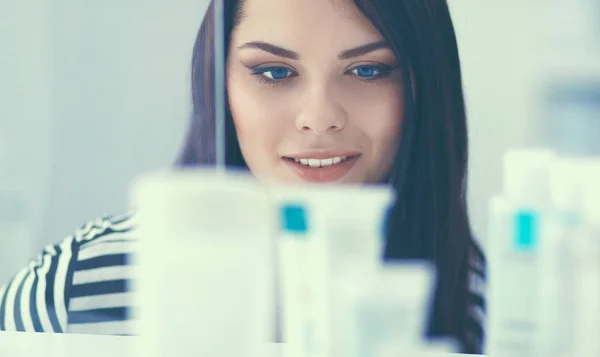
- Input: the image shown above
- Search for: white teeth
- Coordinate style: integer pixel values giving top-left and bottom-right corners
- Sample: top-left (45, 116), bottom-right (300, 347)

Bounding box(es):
top-left (321, 158), bottom-right (333, 166)
top-left (308, 158), bottom-right (320, 167)
top-left (293, 156), bottom-right (349, 167)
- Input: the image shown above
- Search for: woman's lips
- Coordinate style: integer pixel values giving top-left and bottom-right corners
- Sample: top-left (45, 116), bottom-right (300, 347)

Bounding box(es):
top-left (283, 154), bottom-right (360, 183)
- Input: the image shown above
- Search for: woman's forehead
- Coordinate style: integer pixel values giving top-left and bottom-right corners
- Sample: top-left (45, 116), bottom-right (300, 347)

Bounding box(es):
top-left (232, 0), bottom-right (381, 45)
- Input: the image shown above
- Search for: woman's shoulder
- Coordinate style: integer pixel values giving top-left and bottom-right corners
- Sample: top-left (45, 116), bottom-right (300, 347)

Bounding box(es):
top-left (68, 212), bottom-right (138, 266)
top-left (72, 212), bottom-right (137, 242)
top-left (11, 212), bottom-right (137, 269)
top-left (35, 212), bottom-right (139, 263)
top-left (11, 211), bottom-right (138, 290)
top-left (0, 213), bottom-right (138, 332)
top-left (21, 212), bottom-right (138, 282)
top-left (69, 212), bottom-right (137, 251)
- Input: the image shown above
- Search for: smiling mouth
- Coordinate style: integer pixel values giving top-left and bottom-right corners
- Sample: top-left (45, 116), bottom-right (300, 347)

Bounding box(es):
top-left (284, 156), bottom-right (355, 168)
top-left (282, 152), bottom-right (361, 182)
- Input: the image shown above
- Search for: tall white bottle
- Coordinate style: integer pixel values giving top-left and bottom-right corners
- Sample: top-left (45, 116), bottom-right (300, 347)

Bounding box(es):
top-left (537, 157), bottom-right (592, 357)
top-left (486, 149), bottom-right (555, 356)
top-left (572, 164), bottom-right (600, 357)
top-left (131, 170), bottom-right (275, 357)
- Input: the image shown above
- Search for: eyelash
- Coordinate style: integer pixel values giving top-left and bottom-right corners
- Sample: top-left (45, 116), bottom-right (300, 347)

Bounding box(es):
top-left (250, 64), bottom-right (395, 87)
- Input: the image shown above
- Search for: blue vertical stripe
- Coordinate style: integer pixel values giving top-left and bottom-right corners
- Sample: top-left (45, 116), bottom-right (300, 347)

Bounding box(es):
top-left (45, 246), bottom-right (63, 332)
top-left (0, 279), bottom-right (14, 330)
top-left (64, 238), bottom-right (79, 311)
top-left (13, 277), bottom-right (25, 331)
top-left (514, 211), bottom-right (538, 252)
top-left (29, 268), bottom-right (44, 332)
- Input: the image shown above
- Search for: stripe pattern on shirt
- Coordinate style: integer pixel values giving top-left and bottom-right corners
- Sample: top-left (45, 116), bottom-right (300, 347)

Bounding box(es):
top-left (0, 213), bottom-right (137, 335)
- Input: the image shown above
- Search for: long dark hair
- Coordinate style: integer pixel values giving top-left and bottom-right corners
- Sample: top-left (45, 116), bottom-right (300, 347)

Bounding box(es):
top-left (178, 0), bottom-right (486, 353)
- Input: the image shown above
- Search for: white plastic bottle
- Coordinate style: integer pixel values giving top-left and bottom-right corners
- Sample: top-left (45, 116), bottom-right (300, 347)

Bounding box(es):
top-left (572, 164), bottom-right (600, 357)
top-left (275, 196), bottom-right (322, 357)
top-left (535, 155), bottom-right (600, 357)
top-left (130, 169), bottom-right (275, 357)
top-left (273, 184), bottom-right (395, 357)
top-left (486, 149), bottom-right (555, 357)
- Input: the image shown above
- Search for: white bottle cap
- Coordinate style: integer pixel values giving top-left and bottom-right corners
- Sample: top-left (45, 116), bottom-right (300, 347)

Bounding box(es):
top-left (581, 163), bottom-right (600, 224)
top-left (503, 149), bottom-right (555, 207)
top-left (130, 168), bottom-right (269, 238)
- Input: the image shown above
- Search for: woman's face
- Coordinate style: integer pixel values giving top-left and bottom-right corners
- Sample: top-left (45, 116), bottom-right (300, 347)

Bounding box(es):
top-left (227, 0), bottom-right (404, 184)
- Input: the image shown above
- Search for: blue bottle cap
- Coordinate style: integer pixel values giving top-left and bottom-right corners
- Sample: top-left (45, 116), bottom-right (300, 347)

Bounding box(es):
top-left (280, 204), bottom-right (308, 234)
top-left (514, 210), bottom-right (539, 252)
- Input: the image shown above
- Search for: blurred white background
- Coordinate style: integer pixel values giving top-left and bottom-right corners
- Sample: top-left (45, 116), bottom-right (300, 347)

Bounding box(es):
top-left (0, 0), bottom-right (208, 283)
top-left (1, 0), bottom-right (599, 283)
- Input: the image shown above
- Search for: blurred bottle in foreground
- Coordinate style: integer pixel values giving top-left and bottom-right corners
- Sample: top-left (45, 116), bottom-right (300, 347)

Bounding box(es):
top-left (131, 170), bottom-right (452, 357)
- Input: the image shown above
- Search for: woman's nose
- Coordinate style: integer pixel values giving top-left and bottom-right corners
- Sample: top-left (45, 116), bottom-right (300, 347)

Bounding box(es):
top-left (295, 85), bottom-right (348, 135)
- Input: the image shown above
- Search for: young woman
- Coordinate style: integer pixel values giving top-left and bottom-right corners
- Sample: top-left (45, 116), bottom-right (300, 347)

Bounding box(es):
top-left (0, 0), bottom-right (487, 353)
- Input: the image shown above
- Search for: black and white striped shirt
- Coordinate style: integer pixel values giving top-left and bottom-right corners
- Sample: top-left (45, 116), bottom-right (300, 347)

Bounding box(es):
top-left (0, 214), bottom-right (136, 335)
top-left (0, 213), bottom-right (486, 351)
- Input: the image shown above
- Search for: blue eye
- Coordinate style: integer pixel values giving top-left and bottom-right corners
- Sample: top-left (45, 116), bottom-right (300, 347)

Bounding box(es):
top-left (254, 67), bottom-right (293, 81)
top-left (352, 65), bottom-right (380, 78)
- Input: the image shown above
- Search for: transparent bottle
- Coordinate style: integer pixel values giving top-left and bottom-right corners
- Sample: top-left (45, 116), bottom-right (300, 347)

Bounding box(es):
top-left (572, 165), bottom-right (600, 357)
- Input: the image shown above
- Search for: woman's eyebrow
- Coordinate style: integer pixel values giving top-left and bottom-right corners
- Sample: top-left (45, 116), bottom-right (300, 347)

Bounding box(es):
top-left (237, 41), bottom-right (299, 60)
top-left (338, 41), bottom-right (389, 59)
top-left (237, 40), bottom-right (390, 61)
